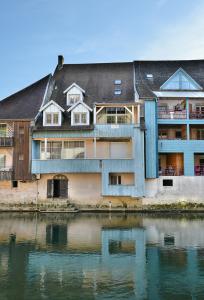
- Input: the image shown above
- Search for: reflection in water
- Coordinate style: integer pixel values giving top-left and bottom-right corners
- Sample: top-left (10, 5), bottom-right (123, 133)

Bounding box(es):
top-left (0, 213), bottom-right (204, 299)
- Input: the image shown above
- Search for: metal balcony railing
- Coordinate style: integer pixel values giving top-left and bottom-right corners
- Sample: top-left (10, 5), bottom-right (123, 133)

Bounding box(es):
top-left (159, 167), bottom-right (184, 176)
top-left (0, 137), bottom-right (14, 147)
top-left (195, 166), bottom-right (204, 176)
top-left (189, 111), bottom-right (204, 119)
top-left (158, 109), bottom-right (187, 119)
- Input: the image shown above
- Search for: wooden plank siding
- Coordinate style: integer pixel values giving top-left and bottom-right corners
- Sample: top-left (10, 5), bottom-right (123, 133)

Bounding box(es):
top-left (13, 121), bottom-right (32, 180)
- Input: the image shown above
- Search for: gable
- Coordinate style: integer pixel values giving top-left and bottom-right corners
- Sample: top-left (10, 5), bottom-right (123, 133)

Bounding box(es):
top-left (40, 100), bottom-right (64, 113)
top-left (72, 103), bottom-right (89, 113)
top-left (160, 68), bottom-right (202, 91)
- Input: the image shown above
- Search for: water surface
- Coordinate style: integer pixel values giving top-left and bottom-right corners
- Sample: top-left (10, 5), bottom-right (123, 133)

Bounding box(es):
top-left (0, 212), bottom-right (204, 300)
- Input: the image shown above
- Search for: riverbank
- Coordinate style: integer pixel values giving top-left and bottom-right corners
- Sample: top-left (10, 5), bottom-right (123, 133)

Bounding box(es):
top-left (1, 201), bottom-right (204, 213)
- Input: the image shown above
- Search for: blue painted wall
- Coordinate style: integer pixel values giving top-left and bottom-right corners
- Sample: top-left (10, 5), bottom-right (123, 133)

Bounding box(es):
top-left (158, 140), bottom-right (204, 175)
top-left (145, 100), bottom-right (158, 178)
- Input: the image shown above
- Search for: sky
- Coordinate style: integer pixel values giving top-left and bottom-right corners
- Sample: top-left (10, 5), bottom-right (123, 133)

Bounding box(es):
top-left (1, 0), bottom-right (204, 99)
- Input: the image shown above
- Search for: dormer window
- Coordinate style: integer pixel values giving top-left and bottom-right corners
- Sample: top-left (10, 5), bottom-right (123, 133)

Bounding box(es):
top-left (45, 112), bottom-right (59, 125)
top-left (64, 83), bottom-right (85, 106)
top-left (68, 101), bottom-right (92, 126)
top-left (40, 100), bottom-right (65, 127)
top-left (73, 112), bottom-right (87, 125)
top-left (68, 94), bottom-right (81, 104)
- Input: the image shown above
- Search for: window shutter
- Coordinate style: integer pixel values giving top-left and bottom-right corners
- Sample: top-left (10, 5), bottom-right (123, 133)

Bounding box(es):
top-left (47, 179), bottom-right (53, 198)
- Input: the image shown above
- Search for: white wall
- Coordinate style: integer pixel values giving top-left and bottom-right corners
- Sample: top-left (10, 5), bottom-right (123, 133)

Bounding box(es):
top-left (145, 176), bottom-right (204, 203)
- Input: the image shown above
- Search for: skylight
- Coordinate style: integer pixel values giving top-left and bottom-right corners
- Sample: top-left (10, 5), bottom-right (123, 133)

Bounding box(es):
top-left (114, 88), bottom-right (122, 95)
top-left (115, 80), bottom-right (122, 85)
top-left (146, 74), bottom-right (153, 79)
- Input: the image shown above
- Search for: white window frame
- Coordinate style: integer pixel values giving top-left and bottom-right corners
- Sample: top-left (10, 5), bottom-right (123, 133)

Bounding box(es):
top-left (68, 94), bottom-right (81, 105)
top-left (44, 112), bottom-right (60, 126)
top-left (72, 112), bottom-right (88, 126)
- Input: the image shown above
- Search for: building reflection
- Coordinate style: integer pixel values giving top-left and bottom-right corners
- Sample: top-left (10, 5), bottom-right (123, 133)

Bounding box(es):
top-left (0, 214), bottom-right (204, 299)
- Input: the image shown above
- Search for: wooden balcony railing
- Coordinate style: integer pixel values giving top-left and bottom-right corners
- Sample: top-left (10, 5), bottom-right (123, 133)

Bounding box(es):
top-left (0, 137), bottom-right (14, 147)
top-left (195, 166), bottom-right (204, 176)
top-left (0, 169), bottom-right (13, 180)
top-left (159, 167), bottom-right (184, 176)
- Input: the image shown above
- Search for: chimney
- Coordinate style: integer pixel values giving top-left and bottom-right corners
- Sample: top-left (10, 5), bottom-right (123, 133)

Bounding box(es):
top-left (57, 55), bottom-right (64, 70)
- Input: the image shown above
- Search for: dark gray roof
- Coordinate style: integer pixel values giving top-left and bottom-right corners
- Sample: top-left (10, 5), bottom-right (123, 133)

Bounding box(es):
top-left (49, 62), bottom-right (135, 109)
top-left (134, 60), bottom-right (204, 98)
top-left (0, 75), bottom-right (51, 120)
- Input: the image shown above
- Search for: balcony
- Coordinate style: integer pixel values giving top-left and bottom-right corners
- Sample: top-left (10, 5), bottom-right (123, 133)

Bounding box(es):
top-left (32, 159), bottom-right (134, 174)
top-left (159, 153), bottom-right (184, 176)
top-left (159, 168), bottom-right (184, 176)
top-left (195, 166), bottom-right (204, 176)
top-left (158, 109), bottom-right (187, 119)
top-left (0, 137), bottom-right (14, 147)
top-left (189, 111), bottom-right (204, 119)
top-left (0, 168), bottom-right (13, 180)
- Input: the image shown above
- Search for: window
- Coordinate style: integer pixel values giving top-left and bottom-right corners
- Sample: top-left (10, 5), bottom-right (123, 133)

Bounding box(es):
top-left (146, 74), bottom-right (153, 80)
top-left (63, 141), bottom-right (85, 159)
top-left (12, 181), bottom-right (18, 188)
top-left (114, 80), bottom-right (122, 85)
top-left (159, 130), bottom-right (168, 139)
top-left (68, 94), bottom-right (80, 104)
top-left (161, 69), bottom-right (201, 90)
top-left (105, 107), bottom-right (130, 124)
top-left (45, 112), bottom-right (60, 126)
top-left (196, 105), bottom-right (204, 115)
top-left (41, 141), bottom-right (85, 159)
top-left (46, 113), bottom-right (52, 124)
top-left (175, 130), bottom-right (182, 139)
top-left (73, 112), bottom-right (87, 125)
top-left (163, 179), bottom-right (173, 187)
top-left (53, 113), bottom-right (59, 124)
top-left (109, 174), bottom-right (122, 185)
top-left (0, 155), bottom-right (5, 169)
top-left (19, 127), bottom-right (24, 135)
top-left (19, 154), bottom-right (24, 161)
top-left (0, 124), bottom-right (7, 137)
top-left (196, 130), bottom-right (204, 140)
top-left (114, 88), bottom-right (122, 95)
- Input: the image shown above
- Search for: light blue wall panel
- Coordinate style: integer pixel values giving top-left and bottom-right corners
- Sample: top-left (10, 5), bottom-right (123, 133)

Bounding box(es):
top-left (133, 127), bottom-right (145, 196)
top-left (145, 100), bottom-right (158, 178)
top-left (158, 140), bottom-right (204, 175)
top-left (33, 125), bottom-right (135, 139)
top-left (32, 140), bottom-right (40, 159)
top-left (32, 159), bottom-right (101, 174)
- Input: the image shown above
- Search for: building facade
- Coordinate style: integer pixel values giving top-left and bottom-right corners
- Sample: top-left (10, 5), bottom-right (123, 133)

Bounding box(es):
top-left (0, 57), bottom-right (204, 207)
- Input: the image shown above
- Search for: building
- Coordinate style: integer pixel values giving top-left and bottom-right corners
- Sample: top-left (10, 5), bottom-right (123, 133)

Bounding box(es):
top-left (32, 57), bottom-right (145, 206)
top-left (134, 60), bottom-right (204, 203)
top-left (0, 75), bottom-right (51, 203)
top-left (0, 56), bottom-right (204, 207)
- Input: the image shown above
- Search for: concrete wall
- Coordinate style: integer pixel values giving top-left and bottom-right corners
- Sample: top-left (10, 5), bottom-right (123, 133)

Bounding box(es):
top-left (145, 176), bottom-right (204, 203)
top-left (0, 174), bottom-right (102, 206)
